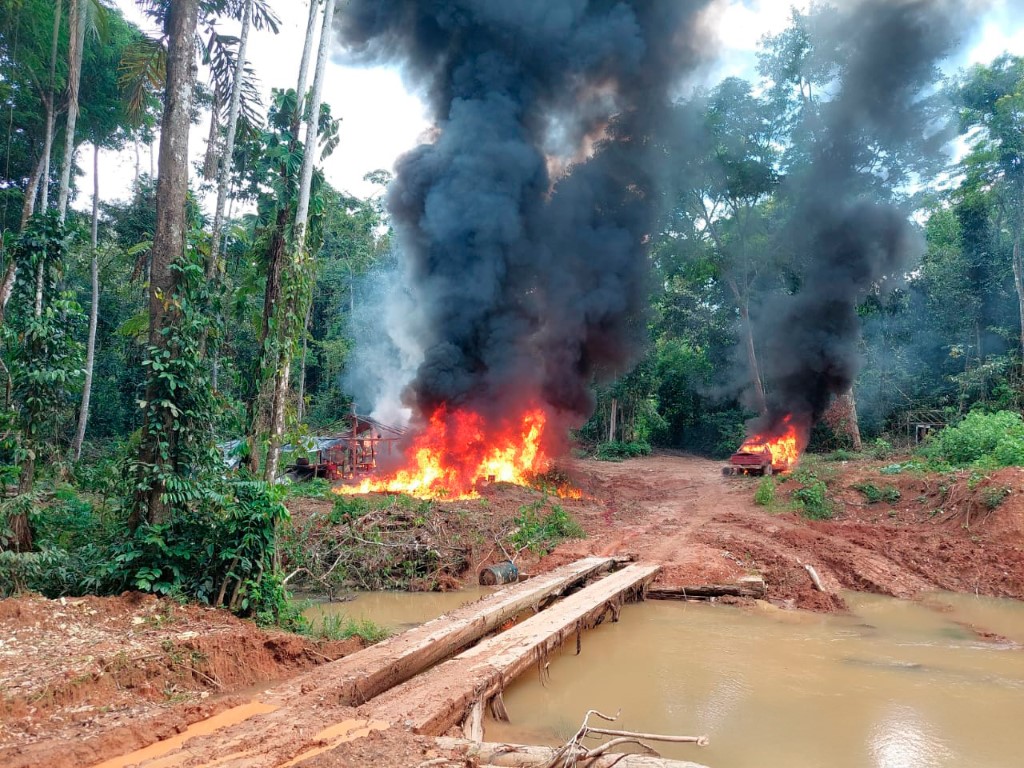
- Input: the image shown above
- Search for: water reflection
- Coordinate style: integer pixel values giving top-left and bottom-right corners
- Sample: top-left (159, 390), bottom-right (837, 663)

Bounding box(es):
top-left (870, 704), bottom-right (953, 768)
top-left (488, 593), bottom-right (1024, 768)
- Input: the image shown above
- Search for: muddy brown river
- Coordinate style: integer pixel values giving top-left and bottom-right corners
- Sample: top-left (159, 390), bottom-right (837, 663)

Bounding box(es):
top-left (310, 590), bottom-right (1024, 768)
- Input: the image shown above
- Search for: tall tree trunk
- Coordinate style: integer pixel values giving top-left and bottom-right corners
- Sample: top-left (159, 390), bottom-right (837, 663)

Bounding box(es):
top-left (132, 0), bottom-right (200, 529)
top-left (72, 143), bottom-right (100, 461)
top-left (20, 140), bottom-right (47, 228)
top-left (297, 294), bottom-right (313, 422)
top-left (208, 0), bottom-right (252, 274)
top-left (827, 389), bottom-right (862, 451)
top-left (262, 0), bottom-right (333, 482)
top-left (57, 0), bottom-right (86, 222)
top-left (608, 398), bottom-right (618, 443)
top-left (1013, 225), bottom-right (1024, 366)
top-left (293, 0), bottom-right (320, 131)
top-left (39, 0), bottom-right (63, 213)
top-left (726, 278), bottom-right (767, 415)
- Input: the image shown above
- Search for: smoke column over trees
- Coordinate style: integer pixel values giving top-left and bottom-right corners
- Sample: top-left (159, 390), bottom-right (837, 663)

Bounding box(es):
top-left (338, 0), bottom-right (715, 436)
top-left (753, 0), bottom-right (979, 439)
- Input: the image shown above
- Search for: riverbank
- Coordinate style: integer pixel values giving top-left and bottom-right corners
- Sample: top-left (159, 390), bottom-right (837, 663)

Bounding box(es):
top-left (2, 452), bottom-right (1022, 767)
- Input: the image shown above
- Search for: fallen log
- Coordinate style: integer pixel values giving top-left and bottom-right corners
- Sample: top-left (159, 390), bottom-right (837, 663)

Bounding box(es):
top-left (647, 576), bottom-right (765, 601)
top-left (436, 738), bottom-right (712, 768)
top-left (272, 555), bottom-right (623, 706)
top-left (365, 563), bottom-right (661, 736)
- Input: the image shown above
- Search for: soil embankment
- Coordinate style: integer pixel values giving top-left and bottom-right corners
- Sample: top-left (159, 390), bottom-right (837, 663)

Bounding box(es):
top-left (2, 453), bottom-right (1022, 767)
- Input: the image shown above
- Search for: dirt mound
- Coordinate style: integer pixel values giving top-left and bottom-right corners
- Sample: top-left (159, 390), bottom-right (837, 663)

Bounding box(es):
top-left (0, 593), bottom-right (362, 768)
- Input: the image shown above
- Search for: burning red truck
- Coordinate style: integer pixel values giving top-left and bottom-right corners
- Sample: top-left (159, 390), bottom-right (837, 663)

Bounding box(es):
top-left (722, 415), bottom-right (806, 477)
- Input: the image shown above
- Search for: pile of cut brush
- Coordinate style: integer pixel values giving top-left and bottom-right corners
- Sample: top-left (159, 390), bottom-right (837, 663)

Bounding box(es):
top-left (282, 494), bottom-right (478, 595)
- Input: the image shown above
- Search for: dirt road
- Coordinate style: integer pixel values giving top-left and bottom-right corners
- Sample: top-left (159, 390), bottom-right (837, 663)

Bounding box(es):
top-left (2, 452), bottom-right (1022, 767)
top-left (554, 453), bottom-right (1024, 612)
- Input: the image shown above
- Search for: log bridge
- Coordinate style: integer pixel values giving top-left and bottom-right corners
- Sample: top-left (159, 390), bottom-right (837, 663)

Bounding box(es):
top-left (87, 556), bottom-right (677, 768)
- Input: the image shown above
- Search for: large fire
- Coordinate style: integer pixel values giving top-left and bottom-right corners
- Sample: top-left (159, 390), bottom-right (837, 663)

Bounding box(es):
top-left (336, 405), bottom-right (574, 500)
top-left (738, 415), bottom-right (804, 472)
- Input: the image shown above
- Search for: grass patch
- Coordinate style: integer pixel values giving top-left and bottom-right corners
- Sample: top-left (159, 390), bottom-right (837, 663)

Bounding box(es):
top-left (753, 477), bottom-right (775, 507)
top-left (511, 502), bottom-right (586, 555)
top-left (284, 478), bottom-right (334, 499)
top-left (314, 612), bottom-right (391, 644)
top-left (790, 469), bottom-right (835, 520)
top-left (852, 482), bottom-right (901, 504)
top-left (821, 449), bottom-right (862, 462)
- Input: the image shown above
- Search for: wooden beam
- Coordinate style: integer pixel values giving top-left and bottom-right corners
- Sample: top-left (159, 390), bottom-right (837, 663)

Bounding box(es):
top-left (436, 738), bottom-right (712, 768)
top-left (268, 556), bottom-right (622, 706)
top-left (647, 576), bottom-right (765, 601)
top-left (365, 563), bottom-right (661, 736)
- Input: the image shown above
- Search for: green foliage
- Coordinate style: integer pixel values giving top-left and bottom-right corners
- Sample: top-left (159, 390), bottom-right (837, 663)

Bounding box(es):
top-left (510, 502), bottom-right (586, 555)
top-left (594, 441), bottom-right (652, 462)
top-left (328, 493), bottom-right (421, 524)
top-left (285, 478), bottom-right (332, 499)
top-left (791, 471), bottom-right (835, 520)
top-left (920, 411), bottom-right (1024, 468)
top-left (0, 214), bottom-right (85, 491)
top-left (980, 486), bottom-right (1010, 510)
top-left (753, 477), bottom-right (775, 507)
top-left (313, 612), bottom-right (391, 644)
top-left (822, 449), bottom-right (860, 462)
top-left (871, 438), bottom-right (894, 460)
top-left (852, 482), bottom-right (901, 504)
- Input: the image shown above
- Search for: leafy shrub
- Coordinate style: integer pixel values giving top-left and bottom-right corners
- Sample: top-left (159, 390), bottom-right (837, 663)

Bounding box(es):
top-left (981, 486), bottom-right (1010, 510)
top-left (871, 438), bottom-right (893, 460)
top-left (922, 410), bottom-right (1024, 467)
top-left (511, 502), bottom-right (586, 555)
top-left (792, 474), bottom-right (834, 520)
top-left (754, 477), bottom-right (775, 507)
top-left (328, 493), bottom-right (424, 524)
top-left (595, 441), bottom-right (652, 462)
top-left (852, 482), bottom-right (901, 504)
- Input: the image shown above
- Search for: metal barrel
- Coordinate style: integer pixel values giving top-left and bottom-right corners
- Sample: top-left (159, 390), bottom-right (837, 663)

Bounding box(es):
top-left (479, 560), bottom-right (519, 586)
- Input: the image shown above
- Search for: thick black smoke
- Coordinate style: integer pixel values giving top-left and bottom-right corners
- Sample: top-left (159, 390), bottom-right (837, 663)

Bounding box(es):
top-left (338, 1), bottom-right (714, 433)
top-left (753, 0), bottom-right (968, 438)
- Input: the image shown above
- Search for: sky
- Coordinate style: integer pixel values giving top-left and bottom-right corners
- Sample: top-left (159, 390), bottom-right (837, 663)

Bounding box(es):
top-left (82, 0), bottom-right (1024, 214)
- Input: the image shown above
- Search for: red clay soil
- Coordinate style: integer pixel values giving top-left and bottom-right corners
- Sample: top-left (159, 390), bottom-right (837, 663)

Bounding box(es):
top-left (0, 593), bottom-right (362, 768)
top-left (547, 453), bottom-right (1024, 612)
top-left (2, 452), bottom-right (1023, 768)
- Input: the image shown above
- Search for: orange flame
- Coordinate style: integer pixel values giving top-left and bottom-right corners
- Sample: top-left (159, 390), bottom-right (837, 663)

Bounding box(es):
top-left (739, 415), bottom-right (803, 472)
top-left (336, 405), bottom-right (577, 500)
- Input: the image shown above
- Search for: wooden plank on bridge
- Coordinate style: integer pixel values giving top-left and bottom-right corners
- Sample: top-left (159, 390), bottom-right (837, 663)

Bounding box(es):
top-left (270, 555), bottom-right (623, 707)
top-left (365, 562), bottom-right (661, 736)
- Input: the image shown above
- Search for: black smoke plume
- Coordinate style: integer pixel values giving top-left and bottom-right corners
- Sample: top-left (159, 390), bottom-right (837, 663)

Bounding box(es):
top-left (753, 0), bottom-right (968, 439)
top-left (338, 1), bottom-right (714, 436)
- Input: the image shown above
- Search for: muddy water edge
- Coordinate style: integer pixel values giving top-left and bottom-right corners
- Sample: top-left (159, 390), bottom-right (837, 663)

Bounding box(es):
top-left (487, 593), bottom-right (1024, 768)
top-left (308, 589), bottom-right (1023, 768)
